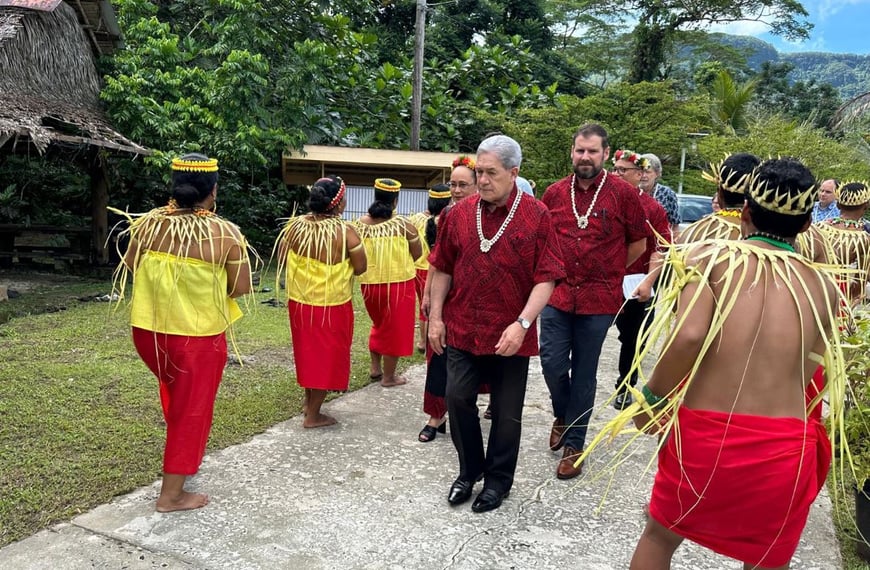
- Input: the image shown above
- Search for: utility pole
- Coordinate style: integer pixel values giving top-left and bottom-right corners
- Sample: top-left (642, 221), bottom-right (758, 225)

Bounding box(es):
top-left (410, 0), bottom-right (426, 150)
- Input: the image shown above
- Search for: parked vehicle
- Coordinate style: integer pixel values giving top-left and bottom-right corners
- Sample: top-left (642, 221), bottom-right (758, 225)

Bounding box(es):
top-left (677, 193), bottom-right (714, 233)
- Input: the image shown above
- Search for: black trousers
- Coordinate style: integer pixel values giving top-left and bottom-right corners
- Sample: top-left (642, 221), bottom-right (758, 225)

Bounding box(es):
top-left (445, 347), bottom-right (529, 494)
top-left (615, 298), bottom-right (653, 389)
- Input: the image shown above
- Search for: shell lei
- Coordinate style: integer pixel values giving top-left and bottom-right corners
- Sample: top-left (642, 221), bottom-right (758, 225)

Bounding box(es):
top-left (575, 238), bottom-right (857, 513)
top-left (272, 215), bottom-right (352, 328)
top-left (109, 206), bottom-right (258, 357)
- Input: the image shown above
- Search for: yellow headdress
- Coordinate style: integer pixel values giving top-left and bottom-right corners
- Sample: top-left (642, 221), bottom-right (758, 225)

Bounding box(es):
top-left (428, 185), bottom-right (452, 199)
top-left (746, 168), bottom-right (816, 216)
top-left (171, 156), bottom-right (219, 173)
top-left (702, 155), bottom-right (753, 195)
top-left (835, 181), bottom-right (870, 207)
top-left (374, 178), bottom-right (401, 192)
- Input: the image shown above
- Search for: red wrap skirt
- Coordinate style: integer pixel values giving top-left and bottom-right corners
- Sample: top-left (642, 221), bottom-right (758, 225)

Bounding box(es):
top-left (132, 327), bottom-right (227, 475)
top-left (649, 406), bottom-right (831, 568)
top-left (288, 300), bottom-right (353, 391)
top-left (361, 279), bottom-right (415, 357)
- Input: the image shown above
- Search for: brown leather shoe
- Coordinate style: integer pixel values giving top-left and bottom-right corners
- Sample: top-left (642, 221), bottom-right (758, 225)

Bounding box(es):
top-left (549, 417), bottom-right (566, 451)
top-left (556, 446), bottom-right (583, 480)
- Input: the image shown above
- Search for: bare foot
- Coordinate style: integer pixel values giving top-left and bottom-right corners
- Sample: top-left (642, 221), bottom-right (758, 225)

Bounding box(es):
top-left (380, 376), bottom-right (407, 387)
top-left (302, 393), bottom-right (309, 417)
top-left (156, 491), bottom-right (210, 513)
top-left (369, 371), bottom-right (383, 381)
top-left (303, 413), bottom-right (338, 428)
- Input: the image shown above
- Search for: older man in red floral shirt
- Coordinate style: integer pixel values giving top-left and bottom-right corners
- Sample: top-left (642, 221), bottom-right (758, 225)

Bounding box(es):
top-left (428, 135), bottom-right (565, 513)
top-left (540, 123), bottom-right (647, 480)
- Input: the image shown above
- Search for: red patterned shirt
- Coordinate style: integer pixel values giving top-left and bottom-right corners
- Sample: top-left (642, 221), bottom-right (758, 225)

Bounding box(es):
top-left (429, 188), bottom-right (565, 356)
top-left (626, 190), bottom-right (672, 274)
top-left (541, 171), bottom-right (647, 315)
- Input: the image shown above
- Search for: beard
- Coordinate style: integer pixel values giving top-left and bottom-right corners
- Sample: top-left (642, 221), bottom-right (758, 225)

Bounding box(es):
top-left (573, 162), bottom-right (602, 180)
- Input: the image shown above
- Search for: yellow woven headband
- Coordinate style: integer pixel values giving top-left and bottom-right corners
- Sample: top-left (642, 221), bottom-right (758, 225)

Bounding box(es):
top-left (746, 172), bottom-right (816, 215)
top-left (429, 189), bottom-right (452, 199)
top-left (171, 157), bottom-right (219, 172)
top-left (702, 158), bottom-right (752, 195)
top-left (374, 178), bottom-right (401, 192)
top-left (836, 181), bottom-right (870, 207)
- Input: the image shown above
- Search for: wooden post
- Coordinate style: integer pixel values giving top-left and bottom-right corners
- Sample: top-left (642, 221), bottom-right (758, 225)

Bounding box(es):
top-left (410, 0), bottom-right (426, 151)
top-left (89, 150), bottom-right (109, 264)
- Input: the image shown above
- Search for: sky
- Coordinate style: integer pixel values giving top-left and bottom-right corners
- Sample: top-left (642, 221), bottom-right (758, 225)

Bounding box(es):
top-left (709, 0), bottom-right (870, 54)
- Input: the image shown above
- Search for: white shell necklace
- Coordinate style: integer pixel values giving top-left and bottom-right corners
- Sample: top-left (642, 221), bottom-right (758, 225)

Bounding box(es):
top-left (570, 170), bottom-right (607, 229)
top-left (477, 189), bottom-right (522, 253)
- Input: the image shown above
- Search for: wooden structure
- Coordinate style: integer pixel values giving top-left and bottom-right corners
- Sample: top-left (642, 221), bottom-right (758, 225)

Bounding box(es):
top-left (282, 145), bottom-right (457, 189)
top-left (0, 0), bottom-right (148, 265)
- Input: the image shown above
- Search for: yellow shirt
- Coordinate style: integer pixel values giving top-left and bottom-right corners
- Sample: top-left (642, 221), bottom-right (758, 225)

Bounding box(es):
top-left (130, 251), bottom-right (242, 336)
top-left (408, 212), bottom-right (431, 271)
top-left (355, 217), bottom-right (416, 285)
top-left (285, 250), bottom-right (354, 306)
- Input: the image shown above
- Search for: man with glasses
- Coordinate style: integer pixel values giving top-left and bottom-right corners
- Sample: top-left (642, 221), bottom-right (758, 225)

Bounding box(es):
top-left (539, 124), bottom-right (647, 480)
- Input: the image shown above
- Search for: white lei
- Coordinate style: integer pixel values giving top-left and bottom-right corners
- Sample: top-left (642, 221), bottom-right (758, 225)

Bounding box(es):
top-left (477, 190), bottom-right (522, 253)
top-left (571, 170), bottom-right (607, 229)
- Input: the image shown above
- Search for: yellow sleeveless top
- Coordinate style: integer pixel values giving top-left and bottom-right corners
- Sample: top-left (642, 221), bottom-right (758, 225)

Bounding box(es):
top-left (355, 217), bottom-right (415, 285)
top-left (409, 212), bottom-right (431, 271)
top-left (285, 250), bottom-right (354, 306)
top-left (130, 251), bottom-right (242, 336)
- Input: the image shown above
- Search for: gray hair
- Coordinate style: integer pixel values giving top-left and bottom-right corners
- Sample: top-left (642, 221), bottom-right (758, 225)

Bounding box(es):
top-left (641, 153), bottom-right (662, 174)
top-left (477, 135), bottom-right (522, 170)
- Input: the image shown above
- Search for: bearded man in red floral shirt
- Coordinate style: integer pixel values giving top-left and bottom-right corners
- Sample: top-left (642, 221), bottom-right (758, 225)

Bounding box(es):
top-left (540, 123), bottom-right (647, 480)
top-left (428, 135), bottom-right (565, 513)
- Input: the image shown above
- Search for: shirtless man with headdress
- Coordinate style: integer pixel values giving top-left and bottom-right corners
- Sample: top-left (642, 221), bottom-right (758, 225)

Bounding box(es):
top-left (677, 152), bottom-right (758, 243)
top-left (816, 181), bottom-right (870, 305)
top-left (580, 157), bottom-right (847, 569)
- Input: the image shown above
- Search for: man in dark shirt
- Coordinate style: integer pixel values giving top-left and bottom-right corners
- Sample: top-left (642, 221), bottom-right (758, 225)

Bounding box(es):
top-left (428, 135), bottom-right (565, 513)
top-left (540, 123), bottom-right (647, 480)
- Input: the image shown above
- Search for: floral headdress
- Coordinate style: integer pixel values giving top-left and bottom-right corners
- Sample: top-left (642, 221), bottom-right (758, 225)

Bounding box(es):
top-left (452, 155), bottom-right (476, 170)
top-left (316, 176), bottom-right (346, 210)
top-left (613, 149), bottom-right (650, 170)
top-left (836, 181), bottom-right (870, 207)
top-left (428, 185), bottom-right (452, 200)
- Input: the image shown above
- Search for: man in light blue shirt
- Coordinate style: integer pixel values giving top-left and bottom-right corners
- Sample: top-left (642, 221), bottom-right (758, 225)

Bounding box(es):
top-left (812, 179), bottom-right (840, 223)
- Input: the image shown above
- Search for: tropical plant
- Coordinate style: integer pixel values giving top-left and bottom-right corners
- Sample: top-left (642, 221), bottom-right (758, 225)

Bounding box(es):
top-left (842, 314), bottom-right (870, 488)
top-left (709, 69), bottom-right (757, 134)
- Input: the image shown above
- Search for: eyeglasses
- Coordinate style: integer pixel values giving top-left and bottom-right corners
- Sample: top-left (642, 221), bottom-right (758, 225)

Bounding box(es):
top-left (448, 181), bottom-right (474, 189)
top-left (613, 166), bottom-right (641, 175)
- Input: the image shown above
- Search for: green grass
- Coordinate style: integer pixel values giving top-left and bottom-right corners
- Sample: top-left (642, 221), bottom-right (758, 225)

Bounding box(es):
top-left (830, 479), bottom-right (870, 569)
top-left (0, 272), bottom-right (423, 547)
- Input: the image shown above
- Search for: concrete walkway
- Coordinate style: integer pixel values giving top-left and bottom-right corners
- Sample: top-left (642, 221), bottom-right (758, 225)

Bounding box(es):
top-left (0, 331), bottom-right (841, 569)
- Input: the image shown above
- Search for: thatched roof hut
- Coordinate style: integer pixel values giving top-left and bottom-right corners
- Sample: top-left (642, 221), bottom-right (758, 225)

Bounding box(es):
top-left (0, 0), bottom-right (145, 154)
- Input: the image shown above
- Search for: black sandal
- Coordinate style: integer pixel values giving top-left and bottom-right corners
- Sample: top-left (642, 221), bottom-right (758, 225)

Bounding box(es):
top-left (483, 405), bottom-right (492, 420)
top-left (418, 422), bottom-right (446, 442)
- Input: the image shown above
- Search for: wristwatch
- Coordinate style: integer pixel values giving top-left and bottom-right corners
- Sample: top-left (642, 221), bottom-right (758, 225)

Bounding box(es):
top-left (516, 317), bottom-right (531, 330)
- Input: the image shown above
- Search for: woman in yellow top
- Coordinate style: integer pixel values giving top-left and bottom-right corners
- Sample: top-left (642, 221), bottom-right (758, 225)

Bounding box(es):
top-left (113, 153), bottom-right (253, 513)
top-left (354, 178), bottom-right (422, 387)
top-left (408, 183), bottom-right (451, 353)
top-left (275, 176), bottom-right (367, 428)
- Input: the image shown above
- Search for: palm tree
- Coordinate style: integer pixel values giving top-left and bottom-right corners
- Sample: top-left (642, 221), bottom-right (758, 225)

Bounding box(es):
top-left (709, 69), bottom-right (757, 135)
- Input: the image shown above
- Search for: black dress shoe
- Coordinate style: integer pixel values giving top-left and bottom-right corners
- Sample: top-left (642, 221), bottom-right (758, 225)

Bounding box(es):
top-left (613, 391), bottom-right (632, 410)
top-left (447, 479), bottom-right (475, 505)
top-left (471, 488), bottom-right (509, 513)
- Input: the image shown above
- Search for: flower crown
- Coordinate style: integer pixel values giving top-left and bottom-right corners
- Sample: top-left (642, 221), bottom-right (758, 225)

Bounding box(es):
top-left (374, 178), bottom-right (401, 192)
top-left (702, 155), bottom-right (753, 195)
top-left (836, 181), bottom-right (870, 207)
top-left (613, 149), bottom-right (649, 169)
top-left (171, 157), bottom-right (219, 172)
top-left (312, 176), bottom-right (346, 210)
top-left (452, 155), bottom-right (476, 170)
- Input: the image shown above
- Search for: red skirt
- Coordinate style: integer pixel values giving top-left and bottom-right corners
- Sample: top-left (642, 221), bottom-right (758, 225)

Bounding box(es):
top-left (649, 406), bottom-right (831, 568)
top-left (288, 300), bottom-right (353, 391)
top-left (414, 268), bottom-right (428, 321)
top-left (132, 327), bottom-right (227, 475)
top-left (361, 280), bottom-right (416, 357)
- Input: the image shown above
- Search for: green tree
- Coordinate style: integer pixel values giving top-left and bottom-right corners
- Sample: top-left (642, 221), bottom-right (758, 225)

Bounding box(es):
top-left (709, 69), bottom-right (757, 134)
top-left (753, 61), bottom-right (842, 131)
top-left (619, 0), bottom-right (811, 83)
